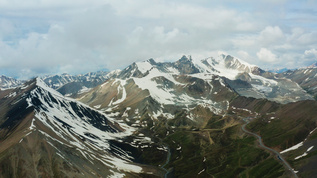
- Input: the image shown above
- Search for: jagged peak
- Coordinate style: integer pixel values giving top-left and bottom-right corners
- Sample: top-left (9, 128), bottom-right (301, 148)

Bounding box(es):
top-left (0, 75), bottom-right (18, 80)
top-left (307, 62), bottom-right (317, 68)
top-left (177, 55), bottom-right (193, 62)
top-left (218, 53), bottom-right (227, 59)
top-left (174, 55), bottom-right (195, 66)
top-left (173, 55), bottom-right (200, 74)
top-left (147, 58), bottom-right (157, 65)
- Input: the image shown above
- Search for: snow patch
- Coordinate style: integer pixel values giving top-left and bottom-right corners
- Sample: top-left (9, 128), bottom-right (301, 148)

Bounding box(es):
top-left (252, 84), bottom-right (272, 93)
top-left (78, 86), bottom-right (92, 94)
top-left (94, 105), bottom-right (101, 109)
top-left (107, 156), bottom-right (142, 173)
top-left (136, 61), bottom-right (153, 74)
top-left (198, 169), bottom-right (205, 175)
top-left (280, 142), bottom-right (303, 154)
top-left (29, 118), bottom-right (36, 130)
top-left (294, 146), bottom-right (314, 160)
top-left (109, 170), bottom-right (125, 178)
top-left (112, 79), bottom-right (127, 105)
top-left (5, 92), bottom-right (17, 98)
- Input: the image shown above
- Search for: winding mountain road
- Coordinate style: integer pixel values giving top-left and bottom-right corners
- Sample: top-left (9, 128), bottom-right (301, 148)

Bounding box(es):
top-left (242, 118), bottom-right (298, 178)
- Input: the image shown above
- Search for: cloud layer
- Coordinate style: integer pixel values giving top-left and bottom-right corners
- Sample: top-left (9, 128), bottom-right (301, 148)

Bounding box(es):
top-left (0, 0), bottom-right (317, 79)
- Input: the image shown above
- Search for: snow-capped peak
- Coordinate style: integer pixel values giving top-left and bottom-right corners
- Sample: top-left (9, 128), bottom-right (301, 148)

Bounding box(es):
top-left (217, 54), bottom-right (256, 71)
top-left (108, 69), bottom-right (122, 75)
top-left (135, 60), bottom-right (154, 74)
top-left (118, 54), bottom-right (259, 81)
top-left (190, 54), bottom-right (257, 80)
top-left (36, 77), bottom-right (64, 97)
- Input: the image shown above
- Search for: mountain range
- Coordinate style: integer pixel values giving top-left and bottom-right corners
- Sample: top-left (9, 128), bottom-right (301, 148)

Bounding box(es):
top-left (1, 54), bottom-right (317, 177)
top-left (0, 75), bottom-right (24, 90)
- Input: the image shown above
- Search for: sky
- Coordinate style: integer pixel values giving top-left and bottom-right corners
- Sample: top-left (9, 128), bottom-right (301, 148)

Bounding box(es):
top-left (0, 0), bottom-right (317, 79)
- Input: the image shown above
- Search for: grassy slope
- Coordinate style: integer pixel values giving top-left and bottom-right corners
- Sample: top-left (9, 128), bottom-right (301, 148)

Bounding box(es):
top-left (232, 98), bottom-right (317, 177)
top-left (148, 113), bottom-right (285, 178)
top-left (148, 97), bottom-right (317, 177)
top-left (247, 100), bottom-right (317, 149)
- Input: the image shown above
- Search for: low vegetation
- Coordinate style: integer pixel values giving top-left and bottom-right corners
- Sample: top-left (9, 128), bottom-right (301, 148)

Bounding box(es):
top-left (143, 111), bottom-right (287, 177)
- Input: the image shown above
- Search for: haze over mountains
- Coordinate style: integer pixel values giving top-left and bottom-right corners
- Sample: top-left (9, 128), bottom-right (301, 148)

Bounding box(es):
top-left (1, 54), bottom-right (317, 177)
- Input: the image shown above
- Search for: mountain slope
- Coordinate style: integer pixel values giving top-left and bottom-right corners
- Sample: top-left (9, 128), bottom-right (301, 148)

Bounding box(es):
top-left (278, 67), bottom-right (317, 100)
top-left (242, 99), bottom-right (317, 177)
top-left (0, 78), bottom-right (162, 177)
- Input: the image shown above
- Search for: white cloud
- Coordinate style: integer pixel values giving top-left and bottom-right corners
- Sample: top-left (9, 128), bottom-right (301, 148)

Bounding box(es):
top-left (259, 26), bottom-right (285, 45)
top-left (305, 49), bottom-right (317, 56)
top-left (304, 49), bottom-right (317, 61)
top-left (0, 0), bottom-right (317, 78)
top-left (257, 48), bottom-right (277, 63)
top-left (237, 50), bottom-right (251, 61)
top-left (296, 32), bottom-right (317, 45)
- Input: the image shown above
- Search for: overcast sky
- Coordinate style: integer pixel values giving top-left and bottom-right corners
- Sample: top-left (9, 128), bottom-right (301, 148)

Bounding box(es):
top-left (0, 0), bottom-right (317, 79)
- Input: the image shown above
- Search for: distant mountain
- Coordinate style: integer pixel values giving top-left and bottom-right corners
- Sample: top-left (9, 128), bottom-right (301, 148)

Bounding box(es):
top-left (0, 78), bottom-right (163, 177)
top-left (0, 75), bottom-right (23, 90)
top-left (80, 54), bottom-right (312, 123)
top-left (42, 71), bottom-right (107, 89)
top-left (41, 70), bottom-right (118, 97)
top-left (268, 68), bottom-right (291, 73)
top-left (81, 55), bottom-right (258, 125)
top-left (278, 69), bottom-right (317, 100)
top-left (307, 62), bottom-right (317, 68)
top-left (277, 62), bottom-right (317, 100)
